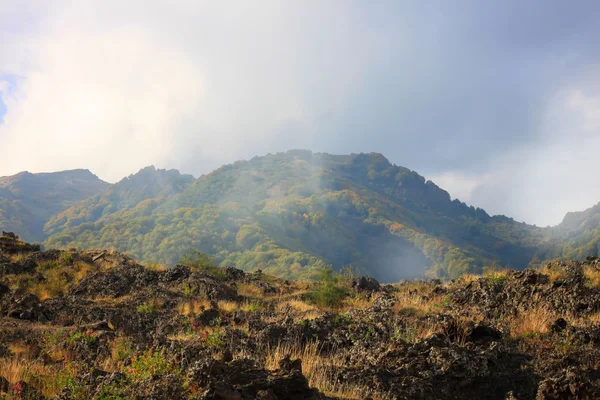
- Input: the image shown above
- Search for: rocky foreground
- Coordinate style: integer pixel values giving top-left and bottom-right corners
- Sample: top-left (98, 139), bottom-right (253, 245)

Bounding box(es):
top-left (2, 232), bottom-right (600, 399)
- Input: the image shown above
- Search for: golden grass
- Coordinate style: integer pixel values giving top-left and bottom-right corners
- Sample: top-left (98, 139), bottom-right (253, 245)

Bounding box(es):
top-left (237, 283), bottom-right (264, 299)
top-left (392, 289), bottom-right (443, 317)
top-left (73, 261), bottom-right (95, 283)
top-left (483, 268), bottom-right (510, 282)
top-left (240, 299), bottom-right (263, 313)
top-left (392, 321), bottom-right (438, 343)
top-left (144, 262), bottom-right (169, 272)
top-left (9, 252), bottom-right (30, 263)
top-left (583, 265), bottom-right (600, 287)
top-left (509, 305), bottom-right (556, 338)
top-left (538, 264), bottom-right (568, 283)
top-left (276, 299), bottom-right (317, 313)
top-left (456, 273), bottom-right (482, 284)
top-left (0, 358), bottom-right (77, 397)
top-left (342, 294), bottom-right (376, 311)
top-left (176, 298), bottom-right (212, 316)
top-left (218, 300), bottom-right (239, 313)
top-left (7, 341), bottom-right (34, 359)
top-left (264, 341), bottom-right (375, 399)
top-left (30, 269), bottom-right (68, 300)
top-left (0, 358), bottom-right (31, 384)
top-left (167, 326), bottom-right (221, 342)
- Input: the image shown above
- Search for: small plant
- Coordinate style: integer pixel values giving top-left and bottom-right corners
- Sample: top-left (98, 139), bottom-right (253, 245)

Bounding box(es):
top-left (309, 268), bottom-right (348, 308)
top-left (59, 252), bottom-right (74, 265)
top-left (202, 331), bottom-right (225, 348)
top-left (111, 337), bottom-right (134, 365)
top-left (179, 249), bottom-right (226, 279)
top-left (67, 330), bottom-right (98, 346)
top-left (182, 282), bottom-right (195, 295)
top-left (333, 313), bottom-right (351, 326)
top-left (136, 299), bottom-right (160, 314)
top-left (45, 330), bottom-right (69, 346)
top-left (364, 325), bottom-right (376, 341)
top-left (241, 300), bottom-right (261, 313)
top-left (93, 379), bottom-right (128, 400)
top-left (127, 349), bottom-right (179, 381)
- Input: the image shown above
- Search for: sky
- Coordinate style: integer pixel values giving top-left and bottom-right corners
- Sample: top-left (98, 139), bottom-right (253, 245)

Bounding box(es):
top-left (0, 0), bottom-right (599, 227)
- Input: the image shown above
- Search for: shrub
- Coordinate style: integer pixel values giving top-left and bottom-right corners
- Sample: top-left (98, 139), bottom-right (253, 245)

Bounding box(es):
top-left (59, 252), bottom-right (74, 265)
top-left (136, 299), bottom-right (160, 314)
top-left (309, 268), bottom-right (348, 308)
top-left (67, 330), bottom-right (98, 345)
top-left (127, 350), bottom-right (178, 381)
top-left (179, 249), bottom-right (226, 279)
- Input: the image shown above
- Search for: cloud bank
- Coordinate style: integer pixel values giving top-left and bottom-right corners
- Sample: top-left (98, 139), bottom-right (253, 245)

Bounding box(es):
top-left (1, 0), bottom-right (599, 226)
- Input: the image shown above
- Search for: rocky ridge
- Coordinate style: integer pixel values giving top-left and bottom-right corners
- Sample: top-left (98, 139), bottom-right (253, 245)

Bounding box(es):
top-left (2, 232), bottom-right (600, 399)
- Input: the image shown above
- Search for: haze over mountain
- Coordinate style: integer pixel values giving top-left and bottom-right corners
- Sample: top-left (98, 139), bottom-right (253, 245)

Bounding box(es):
top-left (0, 169), bottom-right (109, 241)
top-left (1, 151), bottom-right (598, 282)
top-left (2, 1), bottom-right (600, 227)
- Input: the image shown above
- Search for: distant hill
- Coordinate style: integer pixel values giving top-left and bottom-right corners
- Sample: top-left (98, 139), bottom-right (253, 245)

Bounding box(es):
top-left (44, 166), bottom-right (195, 237)
top-left (41, 151), bottom-right (548, 281)
top-left (3, 151), bottom-right (600, 281)
top-left (0, 169), bottom-right (109, 241)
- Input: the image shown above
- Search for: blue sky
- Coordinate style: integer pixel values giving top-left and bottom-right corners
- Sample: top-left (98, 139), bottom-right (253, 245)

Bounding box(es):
top-left (0, 0), bottom-right (600, 226)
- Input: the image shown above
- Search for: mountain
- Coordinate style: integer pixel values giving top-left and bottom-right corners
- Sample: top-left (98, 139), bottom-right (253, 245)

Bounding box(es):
top-left (42, 151), bottom-right (554, 281)
top-left (536, 202), bottom-right (600, 261)
top-left (44, 166), bottom-right (195, 237)
top-left (0, 169), bottom-right (109, 241)
top-left (4, 151), bottom-right (599, 281)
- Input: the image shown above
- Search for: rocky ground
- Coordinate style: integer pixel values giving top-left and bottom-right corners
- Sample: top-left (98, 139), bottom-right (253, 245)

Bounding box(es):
top-left (2, 232), bottom-right (600, 399)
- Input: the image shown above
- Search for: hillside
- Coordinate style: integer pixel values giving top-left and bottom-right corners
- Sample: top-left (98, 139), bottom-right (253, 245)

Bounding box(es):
top-left (44, 166), bottom-right (195, 237)
top-left (2, 232), bottom-right (600, 399)
top-left (44, 151), bottom-right (549, 281)
top-left (0, 169), bottom-right (109, 242)
top-left (1, 151), bottom-right (598, 281)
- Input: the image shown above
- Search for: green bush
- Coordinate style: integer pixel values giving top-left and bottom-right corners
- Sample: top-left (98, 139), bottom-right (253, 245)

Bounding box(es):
top-left (309, 268), bottom-right (348, 308)
top-left (179, 249), bottom-right (226, 279)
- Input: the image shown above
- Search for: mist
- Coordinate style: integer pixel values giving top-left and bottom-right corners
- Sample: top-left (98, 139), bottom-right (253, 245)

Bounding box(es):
top-left (1, 1), bottom-right (600, 226)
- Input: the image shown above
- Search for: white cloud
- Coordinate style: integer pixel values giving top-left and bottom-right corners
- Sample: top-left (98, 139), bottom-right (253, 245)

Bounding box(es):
top-left (434, 84), bottom-right (600, 226)
top-left (0, 1), bottom-right (368, 181)
top-left (429, 171), bottom-right (489, 203)
top-left (1, 1), bottom-right (600, 229)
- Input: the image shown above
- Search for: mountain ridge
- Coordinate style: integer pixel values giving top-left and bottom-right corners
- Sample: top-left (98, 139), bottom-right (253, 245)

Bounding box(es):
top-left (0, 168), bottom-right (109, 241)
top-left (2, 150), bottom-right (599, 280)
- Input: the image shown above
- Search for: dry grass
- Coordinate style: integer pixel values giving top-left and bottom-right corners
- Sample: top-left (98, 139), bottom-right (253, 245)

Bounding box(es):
top-left (276, 299), bottom-right (317, 313)
top-left (0, 358), bottom-right (76, 397)
top-left (73, 261), bottom-right (95, 283)
top-left (583, 265), bottom-right (600, 287)
top-left (509, 305), bottom-right (556, 338)
top-left (456, 273), bottom-right (482, 284)
top-left (7, 341), bottom-right (35, 359)
top-left (168, 325), bottom-right (221, 342)
top-left (237, 283), bottom-right (264, 299)
top-left (392, 321), bottom-right (438, 343)
top-left (538, 264), bottom-right (569, 283)
top-left (342, 294), bottom-right (377, 311)
top-left (218, 300), bottom-right (239, 313)
top-left (0, 358), bottom-right (32, 384)
top-left (9, 252), bottom-right (30, 263)
top-left (176, 298), bottom-right (212, 315)
top-left (483, 268), bottom-right (510, 283)
top-left (145, 262), bottom-right (169, 272)
top-left (240, 299), bottom-right (263, 313)
top-left (264, 341), bottom-right (373, 399)
top-left (30, 268), bottom-right (68, 300)
top-left (392, 289), bottom-right (444, 317)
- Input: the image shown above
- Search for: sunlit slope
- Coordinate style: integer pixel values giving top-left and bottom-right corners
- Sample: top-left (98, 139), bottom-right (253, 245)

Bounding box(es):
top-left (44, 151), bottom-right (555, 280)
